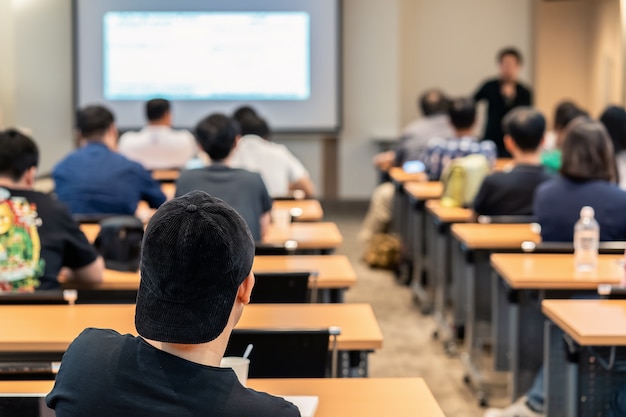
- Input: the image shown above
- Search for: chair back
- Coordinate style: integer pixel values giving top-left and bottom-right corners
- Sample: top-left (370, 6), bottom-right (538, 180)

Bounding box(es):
top-left (251, 272), bottom-right (311, 304)
top-left (0, 290), bottom-right (76, 305)
top-left (225, 327), bottom-right (340, 378)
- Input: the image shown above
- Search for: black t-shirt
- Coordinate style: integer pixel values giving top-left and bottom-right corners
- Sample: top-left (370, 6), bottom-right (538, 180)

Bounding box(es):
top-left (473, 164), bottom-right (551, 216)
top-left (2, 188), bottom-right (97, 290)
top-left (47, 328), bottom-right (300, 417)
top-left (176, 165), bottom-right (273, 241)
top-left (474, 79), bottom-right (533, 158)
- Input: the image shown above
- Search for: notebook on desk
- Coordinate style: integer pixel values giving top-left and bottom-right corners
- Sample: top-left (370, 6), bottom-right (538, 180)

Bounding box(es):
top-left (281, 395), bottom-right (319, 417)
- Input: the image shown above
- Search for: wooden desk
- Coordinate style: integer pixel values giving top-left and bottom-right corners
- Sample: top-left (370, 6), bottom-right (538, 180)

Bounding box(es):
top-left (425, 199), bottom-right (473, 224)
top-left (64, 255), bottom-right (356, 291)
top-left (492, 254), bottom-right (622, 290)
top-left (151, 169), bottom-right (179, 182)
top-left (494, 158), bottom-right (513, 172)
top-left (0, 303), bottom-right (382, 353)
top-left (262, 222), bottom-right (343, 251)
top-left (273, 200), bottom-right (324, 222)
top-left (81, 222), bottom-right (343, 251)
top-left (403, 181), bottom-right (443, 201)
top-left (542, 299), bottom-right (626, 416)
top-left (542, 299), bottom-right (626, 346)
top-left (451, 223), bottom-right (540, 250)
top-left (388, 167), bottom-right (426, 183)
top-left (0, 378), bottom-right (445, 417)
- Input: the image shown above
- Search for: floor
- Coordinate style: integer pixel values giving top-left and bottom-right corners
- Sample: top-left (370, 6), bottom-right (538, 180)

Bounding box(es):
top-left (324, 202), bottom-right (504, 417)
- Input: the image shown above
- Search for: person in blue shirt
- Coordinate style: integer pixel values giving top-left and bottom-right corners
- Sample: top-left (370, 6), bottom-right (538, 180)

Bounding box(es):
top-left (53, 106), bottom-right (166, 216)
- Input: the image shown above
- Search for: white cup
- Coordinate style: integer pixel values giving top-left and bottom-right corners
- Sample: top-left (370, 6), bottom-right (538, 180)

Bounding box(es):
top-left (272, 208), bottom-right (291, 229)
top-left (220, 356), bottom-right (250, 386)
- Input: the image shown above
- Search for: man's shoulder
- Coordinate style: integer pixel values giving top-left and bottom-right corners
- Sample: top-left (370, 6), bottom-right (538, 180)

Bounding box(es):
top-left (227, 387), bottom-right (300, 417)
top-left (66, 328), bottom-right (127, 356)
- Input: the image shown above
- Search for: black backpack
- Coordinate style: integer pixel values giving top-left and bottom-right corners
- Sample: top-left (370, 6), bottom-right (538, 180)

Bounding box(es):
top-left (94, 216), bottom-right (144, 272)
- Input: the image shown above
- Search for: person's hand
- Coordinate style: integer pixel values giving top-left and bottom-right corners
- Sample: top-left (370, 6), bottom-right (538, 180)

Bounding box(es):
top-left (501, 82), bottom-right (517, 101)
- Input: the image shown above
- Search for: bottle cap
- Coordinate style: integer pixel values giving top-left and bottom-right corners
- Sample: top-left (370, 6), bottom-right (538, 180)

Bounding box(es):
top-left (580, 206), bottom-right (595, 218)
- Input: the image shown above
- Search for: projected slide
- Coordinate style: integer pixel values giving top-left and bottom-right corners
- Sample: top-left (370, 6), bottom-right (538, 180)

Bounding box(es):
top-left (103, 12), bottom-right (311, 101)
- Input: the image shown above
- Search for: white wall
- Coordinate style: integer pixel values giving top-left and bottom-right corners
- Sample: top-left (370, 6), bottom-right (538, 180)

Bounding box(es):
top-left (1, 0), bottom-right (534, 198)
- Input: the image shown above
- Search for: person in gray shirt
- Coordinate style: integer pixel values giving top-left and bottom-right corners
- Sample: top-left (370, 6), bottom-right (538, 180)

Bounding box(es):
top-left (176, 114), bottom-right (272, 241)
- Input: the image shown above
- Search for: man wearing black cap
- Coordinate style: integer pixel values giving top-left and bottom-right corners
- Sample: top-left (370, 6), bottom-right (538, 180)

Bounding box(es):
top-left (46, 191), bottom-right (300, 417)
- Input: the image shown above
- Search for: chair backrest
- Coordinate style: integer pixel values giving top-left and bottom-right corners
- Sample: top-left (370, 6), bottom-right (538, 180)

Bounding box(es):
top-left (477, 215), bottom-right (537, 224)
top-left (0, 290), bottom-right (75, 305)
top-left (598, 284), bottom-right (626, 299)
top-left (94, 216), bottom-right (144, 272)
top-left (250, 272), bottom-right (311, 304)
top-left (225, 328), bottom-right (340, 378)
top-left (255, 240), bottom-right (298, 256)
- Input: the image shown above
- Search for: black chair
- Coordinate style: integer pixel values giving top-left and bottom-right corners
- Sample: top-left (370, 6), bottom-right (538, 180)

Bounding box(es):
top-left (250, 272), bottom-right (313, 304)
top-left (255, 240), bottom-right (298, 256)
top-left (477, 215), bottom-right (537, 224)
top-left (598, 284), bottom-right (626, 299)
top-left (0, 352), bottom-right (61, 381)
top-left (73, 214), bottom-right (114, 224)
top-left (0, 290), bottom-right (76, 305)
top-left (225, 327), bottom-right (341, 378)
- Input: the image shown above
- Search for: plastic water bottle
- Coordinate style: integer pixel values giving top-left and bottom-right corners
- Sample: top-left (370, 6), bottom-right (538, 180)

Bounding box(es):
top-left (574, 206), bottom-right (600, 271)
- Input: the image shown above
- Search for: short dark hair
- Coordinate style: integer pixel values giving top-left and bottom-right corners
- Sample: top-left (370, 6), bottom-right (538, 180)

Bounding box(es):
top-left (448, 98), bottom-right (476, 130)
top-left (194, 114), bottom-right (241, 162)
top-left (76, 105), bottom-right (115, 140)
top-left (498, 47), bottom-right (523, 64)
top-left (240, 115), bottom-right (270, 139)
top-left (600, 105), bottom-right (626, 154)
top-left (146, 98), bottom-right (170, 122)
top-left (560, 119), bottom-right (616, 183)
top-left (554, 101), bottom-right (588, 131)
top-left (0, 129), bottom-right (39, 181)
top-left (233, 106), bottom-right (258, 124)
top-left (502, 107), bottom-right (546, 152)
top-left (418, 89), bottom-right (450, 116)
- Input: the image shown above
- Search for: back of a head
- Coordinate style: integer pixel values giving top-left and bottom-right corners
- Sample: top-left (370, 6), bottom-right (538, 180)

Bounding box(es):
top-left (600, 105), bottom-right (626, 154)
top-left (0, 129), bottom-right (39, 182)
top-left (194, 114), bottom-right (241, 162)
top-left (146, 98), bottom-right (170, 122)
top-left (561, 118), bottom-right (616, 183)
top-left (240, 115), bottom-right (270, 139)
top-left (448, 98), bottom-right (476, 130)
top-left (419, 89), bottom-right (450, 117)
top-left (503, 107), bottom-right (546, 152)
top-left (233, 106), bottom-right (258, 124)
top-left (136, 191), bottom-right (255, 344)
top-left (77, 105), bottom-right (115, 141)
top-left (554, 101), bottom-right (587, 131)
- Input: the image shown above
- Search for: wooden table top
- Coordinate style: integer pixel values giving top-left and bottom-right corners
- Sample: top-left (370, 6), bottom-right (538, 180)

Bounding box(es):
top-left (450, 223), bottom-right (540, 250)
top-left (0, 378), bottom-right (445, 417)
top-left (80, 221), bottom-right (343, 249)
top-left (263, 222), bottom-right (343, 249)
top-left (494, 158), bottom-right (514, 172)
top-left (388, 167), bottom-right (427, 184)
top-left (272, 200), bottom-right (324, 222)
top-left (151, 169), bottom-right (180, 182)
top-left (0, 303), bottom-right (382, 352)
top-left (542, 299), bottom-right (626, 346)
top-left (63, 255), bottom-right (357, 291)
top-left (425, 199), bottom-right (473, 223)
top-left (403, 182), bottom-right (443, 201)
top-left (491, 253), bottom-right (623, 290)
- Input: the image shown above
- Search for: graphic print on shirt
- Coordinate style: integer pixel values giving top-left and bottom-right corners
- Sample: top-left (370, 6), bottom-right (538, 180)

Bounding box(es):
top-left (0, 188), bottom-right (44, 292)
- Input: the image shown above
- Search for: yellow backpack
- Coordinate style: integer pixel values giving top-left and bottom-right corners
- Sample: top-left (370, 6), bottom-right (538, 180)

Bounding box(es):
top-left (440, 154), bottom-right (490, 208)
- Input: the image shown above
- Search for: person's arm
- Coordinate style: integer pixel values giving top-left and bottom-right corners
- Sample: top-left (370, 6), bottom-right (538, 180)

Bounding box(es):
top-left (472, 177), bottom-right (492, 219)
top-left (374, 151), bottom-right (396, 171)
top-left (283, 150), bottom-right (316, 197)
top-left (259, 212), bottom-right (271, 239)
top-left (62, 256), bottom-right (104, 283)
top-left (137, 166), bottom-right (167, 208)
top-left (258, 174), bottom-right (273, 239)
top-left (289, 177), bottom-right (315, 198)
top-left (473, 81), bottom-right (488, 102)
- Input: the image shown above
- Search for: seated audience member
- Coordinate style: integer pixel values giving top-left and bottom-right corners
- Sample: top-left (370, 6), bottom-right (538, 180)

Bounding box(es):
top-left (374, 89), bottom-right (454, 172)
top-left (473, 107), bottom-right (551, 217)
top-left (47, 191), bottom-right (299, 417)
top-left (118, 98), bottom-right (197, 170)
top-left (600, 105), bottom-right (626, 189)
top-left (175, 114), bottom-right (272, 241)
top-left (359, 98), bottom-right (495, 242)
top-left (540, 101), bottom-right (588, 174)
top-left (231, 115), bottom-right (315, 198)
top-left (534, 118), bottom-right (626, 242)
top-left (421, 97), bottom-right (497, 181)
top-left (233, 105), bottom-right (259, 124)
top-left (53, 105), bottom-right (166, 216)
top-left (0, 129), bottom-right (103, 291)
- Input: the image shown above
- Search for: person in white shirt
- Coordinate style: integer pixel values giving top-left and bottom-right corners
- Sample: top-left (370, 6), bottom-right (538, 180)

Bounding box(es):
top-left (119, 99), bottom-right (197, 170)
top-left (230, 115), bottom-right (315, 198)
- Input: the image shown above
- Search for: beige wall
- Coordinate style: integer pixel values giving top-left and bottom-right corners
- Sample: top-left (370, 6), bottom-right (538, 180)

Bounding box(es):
top-left (534, 0), bottom-right (624, 126)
